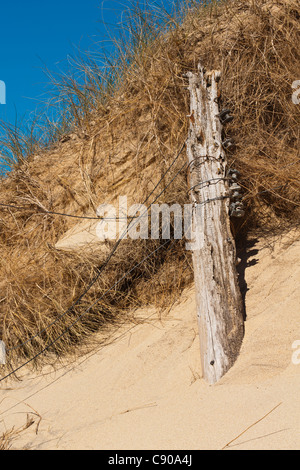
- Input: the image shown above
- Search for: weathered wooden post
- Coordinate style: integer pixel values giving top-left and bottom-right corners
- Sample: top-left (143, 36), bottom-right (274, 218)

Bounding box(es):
top-left (185, 64), bottom-right (244, 384)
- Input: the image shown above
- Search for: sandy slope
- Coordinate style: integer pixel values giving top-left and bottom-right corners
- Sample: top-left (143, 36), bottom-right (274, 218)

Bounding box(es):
top-left (0, 231), bottom-right (299, 450)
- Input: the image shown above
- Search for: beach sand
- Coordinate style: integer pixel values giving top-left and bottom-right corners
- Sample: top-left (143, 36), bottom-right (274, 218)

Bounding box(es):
top-left (0, 231), bottom-right (299, 450)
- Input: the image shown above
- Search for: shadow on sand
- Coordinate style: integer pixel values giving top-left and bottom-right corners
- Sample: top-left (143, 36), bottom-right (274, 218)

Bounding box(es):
top-left (236, 236), bottom-right (259, 321)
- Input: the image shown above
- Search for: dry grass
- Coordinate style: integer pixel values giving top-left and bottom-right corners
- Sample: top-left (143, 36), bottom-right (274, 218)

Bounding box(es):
top-left (0, 414), bottom-right (38, 450)
top-left (0, 0), bottom-right (299, 374)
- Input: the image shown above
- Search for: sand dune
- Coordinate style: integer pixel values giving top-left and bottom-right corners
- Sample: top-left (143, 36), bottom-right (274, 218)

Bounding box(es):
top-left (0, 231), bottom-right (299, 450)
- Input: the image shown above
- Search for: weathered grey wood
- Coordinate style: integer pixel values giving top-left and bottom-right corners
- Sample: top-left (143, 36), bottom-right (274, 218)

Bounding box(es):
top-left (186, 64), bottom-right (244, 384)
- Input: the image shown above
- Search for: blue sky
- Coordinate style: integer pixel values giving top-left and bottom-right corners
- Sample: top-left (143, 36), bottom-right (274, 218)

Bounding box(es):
top-left (0, 0), bottom-right (174, 127)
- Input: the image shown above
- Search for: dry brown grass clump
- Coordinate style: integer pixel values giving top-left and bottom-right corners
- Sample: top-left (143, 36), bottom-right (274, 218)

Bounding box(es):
top-left (0, 414), bottom-right (39, 450)
top-left (0, 0), bottom-right (299, 374)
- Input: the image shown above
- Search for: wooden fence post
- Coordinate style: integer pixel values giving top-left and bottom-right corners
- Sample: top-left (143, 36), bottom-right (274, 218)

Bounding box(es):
top-left (186, 64), bottom-right (244, 384)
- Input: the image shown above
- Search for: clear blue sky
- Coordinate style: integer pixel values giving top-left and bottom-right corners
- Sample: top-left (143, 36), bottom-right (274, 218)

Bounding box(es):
top-left (0, 0), bottom-right (174, 127)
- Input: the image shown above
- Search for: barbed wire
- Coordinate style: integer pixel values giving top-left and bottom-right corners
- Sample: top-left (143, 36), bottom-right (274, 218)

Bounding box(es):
top-left (0, 139), bottom-right (187, 380)
top-left (187, 177), bottom-right (232, 194)
top-left (5, 140), bottom-right (187, 354)
top-left (0, 202), bottom-right (129, 220)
